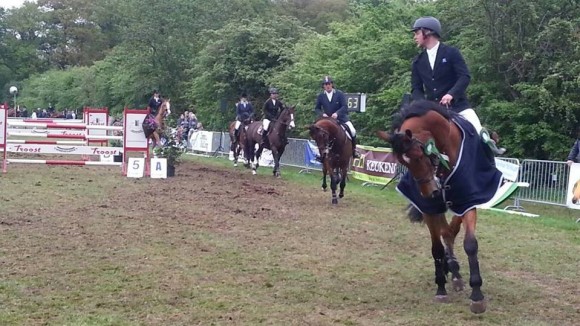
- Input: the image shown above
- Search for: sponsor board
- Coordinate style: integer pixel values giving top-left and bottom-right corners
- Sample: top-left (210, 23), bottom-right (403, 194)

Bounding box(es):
top-left (351, 145), bottom-right (398, 185)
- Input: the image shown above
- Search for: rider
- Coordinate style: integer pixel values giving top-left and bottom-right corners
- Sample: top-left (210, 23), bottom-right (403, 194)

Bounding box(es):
top-left (234, 93), bottom-right (254, 142)
top-left (148, 90), bottom-right (163, 116)
top-left (261, 87), bottom-right (285, 146)
top-left (410, 16), bottom-right (505, 155)
top-left (314, 76), bottom-right (360, 158)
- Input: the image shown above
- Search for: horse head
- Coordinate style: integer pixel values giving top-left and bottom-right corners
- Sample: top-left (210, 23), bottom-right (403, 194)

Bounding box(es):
top-left (278, 105), bottom-right (296, 130)
top-left (572, 179), bottom-right (580, 204)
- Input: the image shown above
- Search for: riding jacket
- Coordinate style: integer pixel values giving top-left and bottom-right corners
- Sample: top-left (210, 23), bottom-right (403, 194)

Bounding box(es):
top-left (411, 43), bottom-right (471, 113)
top-left (148, 96), bottom-right (162, 116)
top-left (263, 98), bottom-right (284, 121)
top-left (314, 89), bottom-right (349, 124)
top-left (236, 101), bottom-right (254, 121)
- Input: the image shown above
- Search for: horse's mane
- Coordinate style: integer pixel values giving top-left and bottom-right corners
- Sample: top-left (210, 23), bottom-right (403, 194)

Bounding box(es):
top-left (391, 100), bottom-right (451, 131)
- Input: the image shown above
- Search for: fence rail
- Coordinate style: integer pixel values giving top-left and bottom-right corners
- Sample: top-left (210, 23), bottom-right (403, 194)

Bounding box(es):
top-left (191, 131), bottom-right (570, 208)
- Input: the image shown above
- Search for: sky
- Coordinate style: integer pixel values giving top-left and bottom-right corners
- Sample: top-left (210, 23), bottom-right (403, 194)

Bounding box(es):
top-left (1, 0), bottom-right (30, 9)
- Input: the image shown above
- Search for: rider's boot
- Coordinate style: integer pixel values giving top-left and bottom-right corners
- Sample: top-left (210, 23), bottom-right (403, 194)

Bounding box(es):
top-left (261, 129), bottom-right (269, 147)
top-left (351, 135), bottom-right (361, 159)
top-left (234, 128), bottom-right (240, 142)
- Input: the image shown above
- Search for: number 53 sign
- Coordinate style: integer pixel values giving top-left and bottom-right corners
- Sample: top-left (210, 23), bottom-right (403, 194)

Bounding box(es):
top-left (345, 93), bottom-right (367, 113)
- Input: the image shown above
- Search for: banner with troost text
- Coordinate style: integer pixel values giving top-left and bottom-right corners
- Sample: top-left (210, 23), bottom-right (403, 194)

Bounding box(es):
top-left (351, 145), bottom-right (399, 185)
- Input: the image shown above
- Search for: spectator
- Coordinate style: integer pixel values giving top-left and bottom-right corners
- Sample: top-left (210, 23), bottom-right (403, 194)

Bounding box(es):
top-left (566, 128), bottom-right (580, 167)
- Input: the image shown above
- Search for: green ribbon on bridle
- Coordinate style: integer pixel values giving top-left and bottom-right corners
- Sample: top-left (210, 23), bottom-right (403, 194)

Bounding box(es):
top-left (423, 138), bottom-right (450, 170)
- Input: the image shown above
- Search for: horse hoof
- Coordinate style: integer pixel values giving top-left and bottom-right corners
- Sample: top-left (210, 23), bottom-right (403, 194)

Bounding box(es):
top-left (252, 170), bottom-right (257, 175)
top-left (470, 300), bottom-right (487, 314)
top-left (452, 278), bottom-right (465, 292)
top-left (434, 295), bottom-right (449, 303)
top-left (322, 187), bottom-right (327, 192)
top-left (331, 198), bottom-right (338, 205)
top-left (234, 163), bottom-right (238, 167)
top-left (339, 193), bottom-right (344, 198)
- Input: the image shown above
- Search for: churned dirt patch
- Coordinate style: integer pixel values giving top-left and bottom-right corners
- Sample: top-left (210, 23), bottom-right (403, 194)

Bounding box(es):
top-left (0, 158), bottom-right (578, 325)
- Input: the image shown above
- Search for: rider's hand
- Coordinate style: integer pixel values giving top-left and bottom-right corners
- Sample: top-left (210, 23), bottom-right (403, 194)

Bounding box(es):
top-left (440, 94), bottom-right (453, 106)
top-left (331, 113), bottom-right (338, 119)
top-left (322, 113), bottom-right (328, 117)
top-left (567, 160), bottom-right (574, 167)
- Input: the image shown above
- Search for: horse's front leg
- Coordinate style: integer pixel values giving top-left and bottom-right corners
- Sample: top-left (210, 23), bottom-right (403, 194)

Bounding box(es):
top-left (424, 214), bottom-right (448, 302)
top-left (338, 166), bottom-right (347, 198)
top-left (463, 210), bottom-right (486, 314)
top-left (330, 168), bottom-right (339, 205)
top-left (321, 164), bottom-right (328, 191)
top-left (442, 215), bottom-right (465, 292)
top-left (271, 149), bottom-right (281, 178)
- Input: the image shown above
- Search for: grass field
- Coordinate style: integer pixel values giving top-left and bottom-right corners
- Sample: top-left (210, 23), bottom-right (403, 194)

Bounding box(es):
top-left (0, 155), bottom-right (578, 325)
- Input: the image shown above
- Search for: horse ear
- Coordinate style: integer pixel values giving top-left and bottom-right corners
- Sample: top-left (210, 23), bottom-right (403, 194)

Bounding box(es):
top-left (376, 130), bottom-right (392, 142)
top-left (404, 129), bottom-right (413, 139)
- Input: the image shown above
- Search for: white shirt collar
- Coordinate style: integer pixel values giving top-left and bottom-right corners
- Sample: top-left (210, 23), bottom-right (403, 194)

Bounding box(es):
top-left (325, 89), bottom-right (334, 101)
top-left (426, 41), bottom-right (440, 70)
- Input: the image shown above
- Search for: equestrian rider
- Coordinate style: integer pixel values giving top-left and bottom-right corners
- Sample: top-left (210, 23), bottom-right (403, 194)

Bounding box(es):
top-left (314, 76), bottom-right (360, 158)
top-left (261, 87), bottom-right (285, 146)
top-left (234, 93), bottom-right (254, 141)
top-left (148, 89), bottom-right (163, 116)
top-left (410, 16), bottom-right (505, 155)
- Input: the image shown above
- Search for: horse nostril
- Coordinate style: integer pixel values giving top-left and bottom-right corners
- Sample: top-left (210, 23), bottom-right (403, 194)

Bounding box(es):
top-left (431, 190), bottom-right (441, 198)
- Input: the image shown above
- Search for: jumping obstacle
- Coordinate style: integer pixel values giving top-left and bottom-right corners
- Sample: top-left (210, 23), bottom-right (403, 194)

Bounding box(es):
top-left (0, 107), bottom-right (149, 174)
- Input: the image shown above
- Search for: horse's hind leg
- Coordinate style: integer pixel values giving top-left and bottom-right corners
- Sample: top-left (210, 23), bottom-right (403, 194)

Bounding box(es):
top-left (321, 165), bottom-right (328, 191)
top-left (338, 167), bottom-right (347, 198)
top-left (424, 214), bottom-right (449, 302)
top-left (442, 215), bottom-right (465, 292)
top-left (462, 210), bottom-right (486, 314)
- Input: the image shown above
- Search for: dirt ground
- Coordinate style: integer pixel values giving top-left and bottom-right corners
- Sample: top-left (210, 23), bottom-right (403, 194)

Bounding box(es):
top-left (0, 158), bottom-right (579, 325)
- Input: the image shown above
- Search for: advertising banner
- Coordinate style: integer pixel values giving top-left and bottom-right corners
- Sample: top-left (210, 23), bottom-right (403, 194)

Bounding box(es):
top-left (351, 145), bottom-right (398, 185)
top-left (190, 131), bottom-right (215, 152)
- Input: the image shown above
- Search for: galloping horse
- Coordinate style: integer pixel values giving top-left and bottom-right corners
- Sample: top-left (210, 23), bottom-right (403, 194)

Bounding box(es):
top-left (244, 105), bottom-right (295, 177)
top-left (228, 117), bottom-right (252, 167)
top-left (308, 118), bottom-right (353, 205)
top-left (377, 100), bottom-right (502, 314)
top-left (142, 99), bottom-right (170, 148)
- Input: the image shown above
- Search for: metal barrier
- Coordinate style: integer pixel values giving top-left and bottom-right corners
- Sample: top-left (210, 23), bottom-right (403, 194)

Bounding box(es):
top-left (195, 131), bottom-right (572, 208)
top-left (517, 159), bottom-right (568, 206)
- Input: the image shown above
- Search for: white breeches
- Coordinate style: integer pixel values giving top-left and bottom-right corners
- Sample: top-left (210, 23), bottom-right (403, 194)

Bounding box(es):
top-left (344, 121), bottom-right (356, 137)
top-left (459, 108), bottom-right (482, 134)
top-left (235, 120), bottom-right (241, 129)
top-left (263, 119), bottom-right (271, 131)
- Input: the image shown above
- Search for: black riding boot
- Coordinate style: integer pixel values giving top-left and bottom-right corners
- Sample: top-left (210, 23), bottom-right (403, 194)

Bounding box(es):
top-left (261, 130), bottom-right (269, 147)
top-left (351, 135), bottom-right (360, 158)
top-left (234, 128), bottom-right (240, 142)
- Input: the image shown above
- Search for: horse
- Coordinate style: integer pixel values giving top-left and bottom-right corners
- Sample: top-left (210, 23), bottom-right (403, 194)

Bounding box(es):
top-left (377, 100), bottom-right (503, 314)
top-left (142, 99), bottom-right (170, 148)
top-left (244, 105), bottom-right (295, 177)
top-left (228, 117), bottom-right (252, 167)
top-left (308, 118), bottom-right (353, 205)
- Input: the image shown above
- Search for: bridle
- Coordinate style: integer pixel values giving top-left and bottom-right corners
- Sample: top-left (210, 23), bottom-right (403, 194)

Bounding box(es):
top-left (402, 136), bottom-right (450, 187)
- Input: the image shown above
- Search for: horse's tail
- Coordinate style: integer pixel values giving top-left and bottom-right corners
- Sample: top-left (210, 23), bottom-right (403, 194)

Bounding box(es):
top-left (405, 204), bottom-right (424, 223)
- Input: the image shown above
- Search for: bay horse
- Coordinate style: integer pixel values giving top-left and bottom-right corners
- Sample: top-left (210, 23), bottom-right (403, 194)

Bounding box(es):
top-left (228, 117), bottom-right (252, 167)
top-left (142, 99), bottom-right (170, 148)
top-left (308, 118), bottom-right (353, 205)
top-left (244, 105), bottom-right (295, 177)
top-left (377, 100), bottom-right (503, 314)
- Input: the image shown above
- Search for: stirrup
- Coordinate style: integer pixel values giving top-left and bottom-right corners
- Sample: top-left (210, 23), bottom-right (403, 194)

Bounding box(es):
top-left (480, 129), bottom-right (506, 155)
